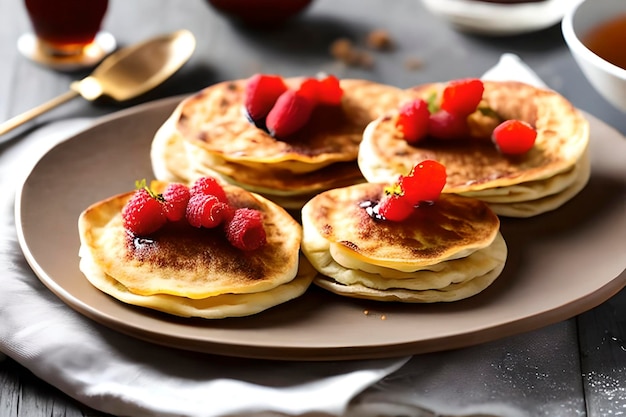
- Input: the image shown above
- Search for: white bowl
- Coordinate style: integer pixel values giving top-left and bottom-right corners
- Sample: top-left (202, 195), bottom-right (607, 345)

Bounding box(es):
top-left (562, 0), bottom-right (626, 112)
top-left (420, 0), bottom-right (570, 36)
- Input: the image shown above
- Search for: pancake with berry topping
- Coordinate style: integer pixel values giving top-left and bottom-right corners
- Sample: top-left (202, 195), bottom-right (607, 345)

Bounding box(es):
top-left (358, 80), bottom-right (591, 217)
top-left (300, 182), bottom-right (507, 303)
top-left (78, 180), bottom-right (315, 318)
top-left (151, 76), bottom-right (409, 209)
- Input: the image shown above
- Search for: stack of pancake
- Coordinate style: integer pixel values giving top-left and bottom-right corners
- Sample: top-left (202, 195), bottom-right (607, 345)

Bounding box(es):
top-left (300, 183), bottom-right (507, 302)
top-left (358, 81), bottom-right (591, 217)
top-left (78, 181), bottom-right (315, 318)
top-left (150, 77), bottom-right (408, 209)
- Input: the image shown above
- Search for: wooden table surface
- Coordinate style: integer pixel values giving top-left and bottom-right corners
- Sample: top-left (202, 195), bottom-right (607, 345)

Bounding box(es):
top-left (1, 0), bottom-right (624, 416)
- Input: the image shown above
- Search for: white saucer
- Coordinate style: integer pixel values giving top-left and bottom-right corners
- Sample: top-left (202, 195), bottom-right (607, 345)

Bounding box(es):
top-left (17, 31), bottom-right (116, 72)
top-left (421, 0), bottom-right (571, 36)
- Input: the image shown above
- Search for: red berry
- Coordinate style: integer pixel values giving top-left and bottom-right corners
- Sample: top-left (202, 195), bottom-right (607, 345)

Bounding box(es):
top-left (265, 89), bottom-right (316, 138)
top-left (225, 208), bottom-right (267, 251)
top-left (162, 183), bottom-right (191, 222)
top-left (189, 176), bottom-right (228, 204)
top-left (378, 193), bottom-right (415, 222)
top-left (400, 160), bottom-right (447, 204)
top-left (492, 119), bottom-right (537, 155)
top-left (122, 188), bottom-right (167, 236)
top-left (297, 78), bottom-right (321, 102)
top-left (186, 194), bottom-right (234, 228)
top-left (428, 110), bottom-right (469, 140)
top-left (244, 74), bottom-right (288, 122)
top-left (395, 99), bottom-right (430, 144)
top-left (440, 78), bottom-right (484, 116)
top-left (317, 75), bottom-right (343, 105)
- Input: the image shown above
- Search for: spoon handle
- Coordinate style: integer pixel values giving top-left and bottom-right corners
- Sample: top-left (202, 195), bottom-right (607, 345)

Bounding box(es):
top-left (0, 89), bottom-right (80, 136)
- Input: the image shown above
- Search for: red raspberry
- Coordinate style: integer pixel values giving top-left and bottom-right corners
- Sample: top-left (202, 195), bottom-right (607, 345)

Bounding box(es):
top-left (440, 78), bottom-right (484, 116)
top-left (122, 188), bottom-right (166, 236)
top-left (225, 208), bottom-right (267, 251)
top-left (492, 119), bottom-right (537, 155)
top-left (162, 183), bottom-right (190, 222)
top-left (189, 176), bottom-right (228, 204)
top-left (186, 194), bottom-right (234, 228)
top-left (378, 192), bottom-right (415, 222)
top-left (316, 75), bottom-right (343, 105)
top-left (395, 99), bottom-right (430, 144)
top-left (265, 89), bottom-right (316, 139)
top-left (400, 160), bottom-right (447, 204)
top-left (244, 74), bottom-right (288, 122)
top-left (428, 109), bottom-right (469, 140)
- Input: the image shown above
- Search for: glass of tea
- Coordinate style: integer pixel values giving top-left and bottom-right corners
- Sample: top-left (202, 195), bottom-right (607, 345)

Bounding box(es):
top-left (18, 0), bottom-right (116, 71)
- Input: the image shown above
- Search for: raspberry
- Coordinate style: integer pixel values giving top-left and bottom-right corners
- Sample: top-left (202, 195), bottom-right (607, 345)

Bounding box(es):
top-left (225, 208), bottom-right (267, 251)
top-left (395, 99), bottom-right (430, 144)
top-left (378, 192), bottom-right (415, 222)
top-left (400, 160), bottom-right (447, 204)
top-left (492, 119), bottom-right (537, 155)
top-left (122, 188), bottom-right (166, 236)
top-left (162, 183), bottom-right (191, 222)
top-left (428, 109), bottom-right (469, 140)
top-left (440, 78), bottom-right (484, 116)
top-left (186, 194), bottom-right (234, 228)
top-left (265, 89), bottom-right (316, 139)
top-left (189, 176), bottom-right (228, 203)
top-left (244, 74), bottom-right (288, 123)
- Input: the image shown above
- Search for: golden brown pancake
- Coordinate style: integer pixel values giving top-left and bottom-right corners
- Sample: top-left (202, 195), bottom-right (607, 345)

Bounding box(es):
top-left (79, 250), bottom-right (316, 319)
top-left (358, 81), bottom-right (590, 217)
top-left (151, 77), bottom-right (410, 208)
top-left (300, 182), bottom-right (507, 302)
top-left (78, 181), bottom-right (308, 308)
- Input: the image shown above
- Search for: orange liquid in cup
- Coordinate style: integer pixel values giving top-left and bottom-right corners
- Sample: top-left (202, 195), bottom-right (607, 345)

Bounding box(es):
top-left (582, 14), bottom-right (626, 71)
top-left (25, 0), bottom-right (109, 55)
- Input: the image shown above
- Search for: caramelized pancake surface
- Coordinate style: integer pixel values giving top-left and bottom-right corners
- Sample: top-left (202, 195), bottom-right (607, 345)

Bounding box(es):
top-left (79, 250), bottom-right (315, 319)
top-left (177, 78), bottom-right (408, 166)
top-left (302, 183), bottom-right (500, 269)
top-left (359, 81), bottom-right (590, 192)
top-left (79, 182), bottom-right (302, 298)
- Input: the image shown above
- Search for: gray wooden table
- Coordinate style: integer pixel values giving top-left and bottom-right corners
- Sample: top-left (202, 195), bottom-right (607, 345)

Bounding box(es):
top-left (1, 0), bottom-right (624, 416)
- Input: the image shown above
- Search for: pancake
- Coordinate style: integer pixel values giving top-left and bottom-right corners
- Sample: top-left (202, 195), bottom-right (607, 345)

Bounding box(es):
top-left (151, 77), bottom-right (410, 208)
top-left (300, 182), bottom-right (507, 302)
top-left (79, 249), bottom-right (316, 319)
top-left (358, 80), bottom-right (591, 217)
top-left (78, 180), bottom-right (313, 318)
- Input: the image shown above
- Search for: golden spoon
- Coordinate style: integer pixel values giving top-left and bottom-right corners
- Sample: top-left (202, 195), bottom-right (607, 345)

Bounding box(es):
top-left (0, 29), bottom-right (196, 136)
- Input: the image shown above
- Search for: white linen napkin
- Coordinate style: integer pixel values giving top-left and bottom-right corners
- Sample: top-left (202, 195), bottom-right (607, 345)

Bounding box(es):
top-left (0, 54), bottom-right (578, 417)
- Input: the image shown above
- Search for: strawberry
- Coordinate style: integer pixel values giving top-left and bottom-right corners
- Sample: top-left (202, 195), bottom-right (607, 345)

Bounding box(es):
top-left (265, 89), bottom-right (316, 139)
top-left (316, 75), bottom-right (343, 105)
top-left (297, 77), bottom-right (321, 102)
top-left (428, 109), bottom-right (469, 140)
top-left (244, 74), bottom-right (288, 122)
top-left (296, 75), bottom-right (343, 105)
top-left (122, 188), bottom-right (166, 236)
top-left (395, 99), bottom-right (430, 144)
top-left (189, 176), bottom-right (228, 204)
top-left (162, 183), bottom-right (190, 222)
top-left (492, 119), bottom-right (537, 155)
top-left (225, 208), bottom-right (267, 251)
top-left (400, 160), bottom-right (447, 204)
top-left (378, 192), bottom-right (415, 222)
top-left (440, 78), bottom-right (484, 116)
top-left (186, 194), bottom-right (234, 229)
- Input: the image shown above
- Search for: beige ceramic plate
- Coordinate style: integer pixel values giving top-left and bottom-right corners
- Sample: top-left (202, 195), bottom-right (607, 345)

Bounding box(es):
top-left (15, 97), bottom-right (626, 361)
